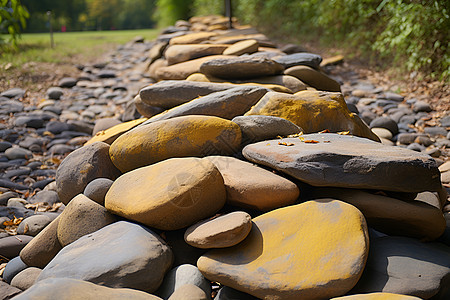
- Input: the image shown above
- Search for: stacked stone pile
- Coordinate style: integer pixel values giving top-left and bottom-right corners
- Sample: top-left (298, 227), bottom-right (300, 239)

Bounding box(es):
top-left (1, 15), bottom-right (450, 300)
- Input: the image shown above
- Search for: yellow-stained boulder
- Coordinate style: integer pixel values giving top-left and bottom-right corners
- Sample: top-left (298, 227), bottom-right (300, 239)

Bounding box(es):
top-left (331, 293), bottom-right (422, 300)
top-left (198, 199), bottom-right (369, 300)
top-left (109, 115), bottom-right (241, 172)
top-left (84, 118), bottom-right (147, 146)
top-left (245, 90), bottom-right (379, 141)
top-left (105, 157), bottom-right (226, 231)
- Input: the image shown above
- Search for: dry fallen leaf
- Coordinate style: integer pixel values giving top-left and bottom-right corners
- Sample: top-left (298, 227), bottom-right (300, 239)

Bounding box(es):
top-left (288, 131), bottom-right (303, 138)
top-left (2, 216), bottom-right (23, 227)
top-left (319, 129), bottom-right (331, 133)
top-left (338, 131), bottom-right (350, 135)
top-left (278, 142), bottom-right (295, 146)
top-left (304, 140), bottom-right (320, 143)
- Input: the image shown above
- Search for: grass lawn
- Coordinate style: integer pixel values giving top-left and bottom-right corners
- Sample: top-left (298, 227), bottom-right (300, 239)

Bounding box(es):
top-left (1, 29), bottom-right (159, 67)
top-left (0, 29), bottom-right (159, 92)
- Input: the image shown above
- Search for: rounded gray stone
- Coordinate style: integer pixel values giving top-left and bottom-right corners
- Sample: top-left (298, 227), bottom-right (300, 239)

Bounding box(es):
top-left (46, 87), bottom-right (64, 100)
top-left (83, 178), bottom-right (114, 205)
top-left (157, 264), bottom-right (211, 299)
top-left (2, 256), bottom-right (28, 284)
top-left (369, 116), bottom-right (399, 135)
top-left (28, 190), bottom-right (60, 205)
top-left (5, 147), bottom-right (33, 160)
top-left (17, 214), bottom-right (52, 236)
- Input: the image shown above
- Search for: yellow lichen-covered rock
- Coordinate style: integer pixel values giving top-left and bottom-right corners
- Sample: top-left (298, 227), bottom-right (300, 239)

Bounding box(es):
top-left (331, 293), bottom-right (422, 300)
top-left (245, 90), bottom-right (379, 141)
top-left (109, 115), bottom-right (241, 172)
top-left (105, 157), bottom-right (226, 231)
top-left (169, 32), bottom-right (219, 45)
top-left (84, 118), bottom-right (147, 146)
top-left (197, 199), bottom-right (369, 300)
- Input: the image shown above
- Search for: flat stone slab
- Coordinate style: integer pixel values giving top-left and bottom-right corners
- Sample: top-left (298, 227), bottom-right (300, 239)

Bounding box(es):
top-left (200, 56), bottom-right (284, 79)
top-left (144, 86), bottom-right (268, 124)
top-left (139, 80), bottom-right (236, 109)
top-left (243, 133), bottom-right (441, 193)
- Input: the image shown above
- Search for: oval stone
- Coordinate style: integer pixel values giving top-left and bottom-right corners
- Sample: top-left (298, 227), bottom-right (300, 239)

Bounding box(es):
top-left (109, 115), bottom-right (241, 173)
top-left (105, 157), bottom-right (226, 231)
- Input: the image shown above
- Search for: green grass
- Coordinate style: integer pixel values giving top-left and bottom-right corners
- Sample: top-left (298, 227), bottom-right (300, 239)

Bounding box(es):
top-left (1, 29), bottom-right (159, 67)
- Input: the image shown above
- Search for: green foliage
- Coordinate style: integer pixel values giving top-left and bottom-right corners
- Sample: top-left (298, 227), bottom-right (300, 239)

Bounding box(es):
top-left (154, 0), bottom-right (191, 27)
top-left (191, 0), bottom-right (449, 80)
top-left (21, 0), bottom-right (156, 32)
top-left (0, 0), bottom-right (29, 47)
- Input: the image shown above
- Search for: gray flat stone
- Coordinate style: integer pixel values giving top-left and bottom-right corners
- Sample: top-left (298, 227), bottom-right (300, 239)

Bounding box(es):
top-left (273, 52), bottom-right (322, 69)
top-left (243, 133), bottom-right (441, 192)
top-left (200, 57), bottom-right (284, 80)
top-left (139, 80), bottom-right (236, 109)
top-left (143, 86), bottom-right (268, 124)
top-left (37, 221), bottom-right (173, 293)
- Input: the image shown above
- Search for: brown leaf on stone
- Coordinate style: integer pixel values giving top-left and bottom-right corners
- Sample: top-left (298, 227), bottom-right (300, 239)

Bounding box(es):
top-left (304, 140), bottom-right (319, 143)
top-left (287, 131), bottom-right (303, 138)
top-left (2, 216), bottom-right (23, 227)
top-left (337, 131), bottom-right (350, 135)
top-left (278, 142), bottom-right (295, 146)
top-left (24, 223), bottom-right (29, 234)
top-left (319, 129), bottom-right (331, 133)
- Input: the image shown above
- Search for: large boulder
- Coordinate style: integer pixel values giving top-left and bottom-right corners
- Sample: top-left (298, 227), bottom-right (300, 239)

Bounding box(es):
top-left (245, 90), bottom-right (379, 141)
top-left (198, 200), bottom-right (369, 300)
top-left (37, 221), bottom-right (173, 293)
top-left (105, 157), bottom-right (226, 231)
top-left (109, 115), bottom-right (241, 172)
top-left (243, 133), bottom-right (440, 193)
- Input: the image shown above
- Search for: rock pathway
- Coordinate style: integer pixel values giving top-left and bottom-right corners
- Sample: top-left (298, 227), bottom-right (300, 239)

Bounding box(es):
top-left (1, 15), bottom-right (449, 300)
